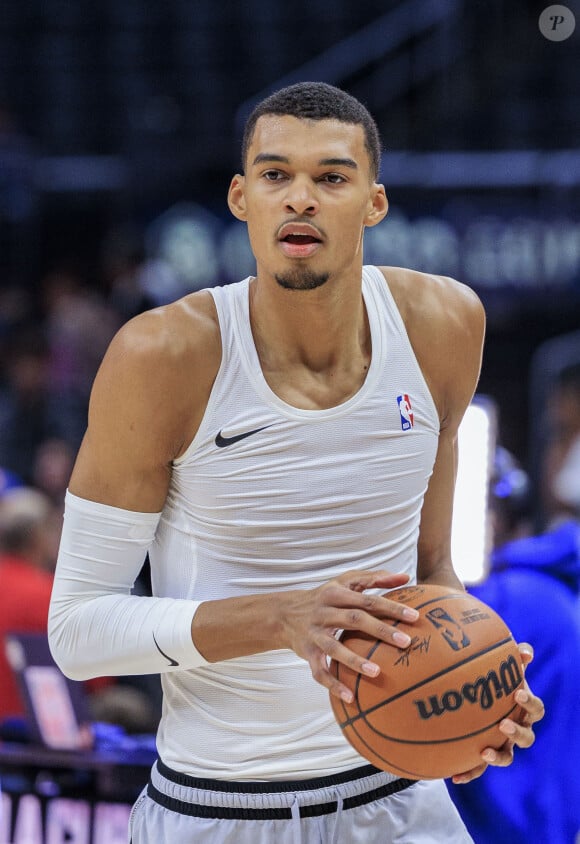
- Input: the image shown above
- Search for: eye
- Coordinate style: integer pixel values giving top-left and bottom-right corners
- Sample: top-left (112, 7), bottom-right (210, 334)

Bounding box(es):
top-left (262, 170), bottom-right (286, 182)
top-left (320, 173), bottom-right (347, 184)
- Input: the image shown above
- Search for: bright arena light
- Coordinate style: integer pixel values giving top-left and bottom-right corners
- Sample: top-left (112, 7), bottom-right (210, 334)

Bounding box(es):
top-left (451, 398), bottom-right (497, 585)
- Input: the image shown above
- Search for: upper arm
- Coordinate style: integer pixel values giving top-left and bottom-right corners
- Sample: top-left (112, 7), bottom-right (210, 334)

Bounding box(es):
top-left (68, 295), bottom-right (221, 513)
top-left (384, 270), bottom-right (486, 584)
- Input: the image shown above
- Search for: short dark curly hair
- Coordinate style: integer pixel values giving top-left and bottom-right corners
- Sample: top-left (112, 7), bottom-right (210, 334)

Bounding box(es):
top-left (241, 82), bottom-right (382, 180)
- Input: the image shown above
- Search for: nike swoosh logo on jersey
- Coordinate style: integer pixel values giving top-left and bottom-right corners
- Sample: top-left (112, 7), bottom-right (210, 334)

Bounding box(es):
top-left (215, 425), bottom-right (273, 448)
top-left (153, 632), bottom-right (179, 667)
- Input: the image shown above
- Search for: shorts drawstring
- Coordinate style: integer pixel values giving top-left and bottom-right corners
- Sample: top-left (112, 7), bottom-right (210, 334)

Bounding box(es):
top-left (147, 757), bottom-right (416, 843)
top-left (291, 787), bottom-right (342, 843)
top-left (331, 788), bottom-right (344, 844)
top-left (291, 794), bottom-right (301, 844)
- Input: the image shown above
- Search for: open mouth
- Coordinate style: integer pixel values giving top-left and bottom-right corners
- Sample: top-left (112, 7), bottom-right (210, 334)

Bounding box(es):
top-left (280, 234), bottom-right (322, 245)
top-left (277, 224), bottom-right (324, 257)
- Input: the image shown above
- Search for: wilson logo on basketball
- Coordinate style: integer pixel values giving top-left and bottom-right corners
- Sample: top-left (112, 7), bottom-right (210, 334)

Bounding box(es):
top-left (413, 654), bottom-right (523, 720)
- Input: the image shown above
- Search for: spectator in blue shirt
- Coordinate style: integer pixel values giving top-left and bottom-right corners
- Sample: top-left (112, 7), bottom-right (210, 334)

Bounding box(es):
top-left (448, 446), bottom-right (580, 844)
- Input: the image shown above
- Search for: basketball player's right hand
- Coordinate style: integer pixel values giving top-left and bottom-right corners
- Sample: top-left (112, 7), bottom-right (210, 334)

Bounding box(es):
top-left (280, 570), bottom-right (419, 702)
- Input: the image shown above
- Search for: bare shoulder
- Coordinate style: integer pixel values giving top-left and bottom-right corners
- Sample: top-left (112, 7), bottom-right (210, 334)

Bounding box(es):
top-left (377, 266), bottom-right (485, 424)
top-left (68, 289), bottom-right (222, 509)
top-left (88, 289), bottom-right (222, 463)
top-left (107, 289), bottom-right (221, 374)
top-left (377, 266), bottom-right (484, 328)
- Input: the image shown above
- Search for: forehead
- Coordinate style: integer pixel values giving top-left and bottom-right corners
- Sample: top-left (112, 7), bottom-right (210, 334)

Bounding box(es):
top-left (248, 114), bottom-right (370, 171)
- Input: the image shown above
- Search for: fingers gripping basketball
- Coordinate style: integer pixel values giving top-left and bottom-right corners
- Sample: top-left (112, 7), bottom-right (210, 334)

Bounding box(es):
top-left (330, 584), bottom-right (525, 780)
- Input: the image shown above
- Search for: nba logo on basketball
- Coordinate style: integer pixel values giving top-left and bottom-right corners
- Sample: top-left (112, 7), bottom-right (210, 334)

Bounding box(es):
top-left (397, 394), bottom-right (414, 431)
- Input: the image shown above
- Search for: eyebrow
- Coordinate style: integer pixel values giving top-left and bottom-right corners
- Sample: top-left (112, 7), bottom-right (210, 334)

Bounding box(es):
top-left (319, 157), bottom-right (358, 170)
top-left (252, 153), bottom-right (358, 170)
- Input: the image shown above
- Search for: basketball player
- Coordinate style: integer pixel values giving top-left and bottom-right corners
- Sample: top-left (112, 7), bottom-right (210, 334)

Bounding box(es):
top-left (48, 83), bottom-right (544, 843)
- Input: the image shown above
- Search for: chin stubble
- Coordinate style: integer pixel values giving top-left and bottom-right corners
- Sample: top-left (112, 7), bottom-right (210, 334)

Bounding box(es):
top-left (274, 268), bottom-right (330, 291)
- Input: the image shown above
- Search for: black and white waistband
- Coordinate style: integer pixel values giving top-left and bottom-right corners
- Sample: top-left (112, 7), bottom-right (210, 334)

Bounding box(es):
top-left (148, 758), bottom-right (417, 821)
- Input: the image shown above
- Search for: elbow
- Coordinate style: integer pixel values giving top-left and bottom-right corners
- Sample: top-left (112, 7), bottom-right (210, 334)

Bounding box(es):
top-left (47, 606), bottom-right (97, 682)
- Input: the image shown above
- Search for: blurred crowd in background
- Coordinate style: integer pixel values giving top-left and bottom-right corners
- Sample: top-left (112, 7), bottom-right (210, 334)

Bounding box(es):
top-left (0, 254), bottom-right (164, 736)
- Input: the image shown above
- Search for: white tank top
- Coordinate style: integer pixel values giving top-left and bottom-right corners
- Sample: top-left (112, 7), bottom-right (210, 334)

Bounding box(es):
top-left (149, 265), bottom-right (440, 780)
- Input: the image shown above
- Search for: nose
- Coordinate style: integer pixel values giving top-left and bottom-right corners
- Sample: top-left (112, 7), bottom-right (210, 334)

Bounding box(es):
top-left (283, 176), bottom-right (319, 216)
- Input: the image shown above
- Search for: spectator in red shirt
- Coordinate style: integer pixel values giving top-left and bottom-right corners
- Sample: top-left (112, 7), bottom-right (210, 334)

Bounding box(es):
top-left (0, 486), bottom-right (60, 721)
top-left (0, 485), bottom-right (159, 735)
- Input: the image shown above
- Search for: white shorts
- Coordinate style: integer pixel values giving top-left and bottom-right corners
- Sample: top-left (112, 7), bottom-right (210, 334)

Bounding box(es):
top-left (128, 759), bottom-right (473, 844)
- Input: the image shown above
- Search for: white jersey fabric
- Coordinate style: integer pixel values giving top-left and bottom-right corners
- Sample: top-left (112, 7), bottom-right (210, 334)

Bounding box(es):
top-left (149, 265), bottom-right (440, 780)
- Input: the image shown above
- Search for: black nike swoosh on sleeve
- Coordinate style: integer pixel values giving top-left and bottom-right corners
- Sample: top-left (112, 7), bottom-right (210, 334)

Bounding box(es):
top-left (153, 632), bottom-right (180, 667)
top-left (215, 425), bottom-right (273, 448)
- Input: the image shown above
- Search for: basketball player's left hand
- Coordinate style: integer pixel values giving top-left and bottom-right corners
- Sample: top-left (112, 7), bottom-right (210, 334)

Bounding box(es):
top-left (451, 643), bottom-right (545, 784)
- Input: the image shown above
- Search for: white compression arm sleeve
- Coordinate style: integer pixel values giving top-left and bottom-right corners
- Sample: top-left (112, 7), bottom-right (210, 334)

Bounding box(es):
top-left (48, 491), bottom-right (207, 680)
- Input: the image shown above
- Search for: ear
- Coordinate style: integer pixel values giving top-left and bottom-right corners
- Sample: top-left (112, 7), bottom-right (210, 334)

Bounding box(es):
top-left (228, 174), bottom-right (247, 221)
top-left (364, 184), bottom-right (389, 228)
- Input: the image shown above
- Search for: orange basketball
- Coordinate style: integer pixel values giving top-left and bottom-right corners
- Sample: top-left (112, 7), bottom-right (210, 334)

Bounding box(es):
top-left (330, 583), bottom-right (525, 780)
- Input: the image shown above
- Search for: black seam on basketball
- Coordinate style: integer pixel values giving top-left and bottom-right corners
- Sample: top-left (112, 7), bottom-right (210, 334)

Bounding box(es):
top-left (337, 635), bottom-right (515, 730)
top-left (338, 715), bottom-right (426, 779)
top-left (343, 700), bottom-right (520, 747)
top-left (339, 698), bottom-right (522, 779)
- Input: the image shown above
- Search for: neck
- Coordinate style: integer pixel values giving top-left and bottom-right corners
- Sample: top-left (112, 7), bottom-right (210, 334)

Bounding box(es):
top-left (249, 268), bottom-right (369, 373)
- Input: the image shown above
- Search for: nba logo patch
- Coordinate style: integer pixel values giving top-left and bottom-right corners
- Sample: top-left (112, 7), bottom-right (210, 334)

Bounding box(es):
top-left (397, 394), bottom-right (414, 431)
